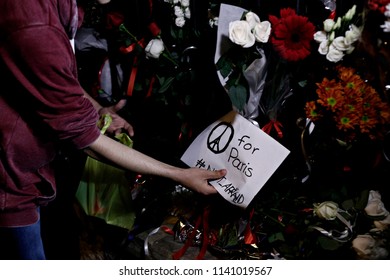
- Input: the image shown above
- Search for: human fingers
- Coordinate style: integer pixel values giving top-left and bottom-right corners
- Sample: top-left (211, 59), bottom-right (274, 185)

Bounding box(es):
top-left (184, 168), bottom-right (226, 195)
top-left (119, 121), bottom-right (134, 137)
top-left (112, 99), bottom-right (127, 113)
top-left (205, 169), bottom-right (227, 181)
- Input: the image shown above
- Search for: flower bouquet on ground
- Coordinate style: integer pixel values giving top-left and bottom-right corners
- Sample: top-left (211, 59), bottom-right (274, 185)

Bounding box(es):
top-left (214, 4), bottom-right (271, 121)
top-left (215, 3), bottom-right (316, 139)
top-left (259, 7), bottom-right (316, 138)
top-left (305, 65), bottom-right (390, 144)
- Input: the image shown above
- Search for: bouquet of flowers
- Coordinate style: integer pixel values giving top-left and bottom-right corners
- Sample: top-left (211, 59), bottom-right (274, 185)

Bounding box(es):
top-left (313, 5), bottom-right (363, 63)
top-left (215, 4), bottom-right (271, 120)
top-left (215, 3), bottom-right (316, 138)
top-left (305, 65), bottom-right (390, 143)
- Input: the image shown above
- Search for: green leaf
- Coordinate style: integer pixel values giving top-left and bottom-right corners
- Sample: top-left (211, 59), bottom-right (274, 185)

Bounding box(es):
top-left (225, 229), bottom-right (239, 247)
top-left (317, 236), bottom-right (343, 250)
top-left (177, 28), bottom-right (184, 40)
top-left (157, 76), bottom-right (175, 93)
top-left (298, 80), bottom-right (308, 88)
top-left (170, 26), bottom-right (177, 39)
top-left (216, 56), bottom-right (234, 78)
top-left (268, 232), bottom-right (285, 243)
top-left (355, 190), bottom-right (370, 210)
top-left (228, 84), bottom-right (247, 111)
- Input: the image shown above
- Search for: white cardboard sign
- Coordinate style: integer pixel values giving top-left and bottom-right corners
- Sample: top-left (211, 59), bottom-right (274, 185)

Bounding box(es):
top-left (181, 111), bottom-right (290, 208)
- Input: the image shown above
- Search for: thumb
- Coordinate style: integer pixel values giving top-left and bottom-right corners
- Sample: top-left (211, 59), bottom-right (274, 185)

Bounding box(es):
top-left (112, 99), bottom-right (127, 112)
top-left (207, 169), bottom-right (227, 181)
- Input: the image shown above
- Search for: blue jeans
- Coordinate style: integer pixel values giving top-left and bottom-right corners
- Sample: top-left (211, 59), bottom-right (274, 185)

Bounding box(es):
top-left (0, 218), bottom-right (46, 260)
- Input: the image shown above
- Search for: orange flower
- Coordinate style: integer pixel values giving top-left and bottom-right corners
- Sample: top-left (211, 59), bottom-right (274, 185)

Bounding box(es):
top-left (379, 107), bottom-right (390, 123)
top-left (335, 111), bottom-right (359, 132)
top-left (306, 66), bottom-right (390, 142)
top-left (305, 101), bottom-right (321, 121)
top-left (337, 66), bottom-right (355, 82)
top-left (316, 79), bottom-right (343, 111)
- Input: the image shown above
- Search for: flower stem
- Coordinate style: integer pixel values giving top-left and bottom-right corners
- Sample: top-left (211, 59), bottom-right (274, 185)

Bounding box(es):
top-left (162, 52), bottom-right (179, 67)
top-left (119, 24), bottom-right (138, 42)
top-left (266, 214), bottom-right (285, 227)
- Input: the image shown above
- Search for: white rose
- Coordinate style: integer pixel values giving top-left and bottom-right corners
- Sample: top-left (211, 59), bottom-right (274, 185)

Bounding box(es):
top-left (174, 6), bottom-right (184, 18)
top-left (381, 21), bottom-right (390, 32)
top-left (145, 39), bottom-right (165, 59)
top-left (352, 234), bottom-right (389, 259)
top-left (318, 40), bottom-right (330, 55)
top-left (184, 7), bottom-right (191, 19)
top-left (209, 17), bottom-right (218, 27)
top-left (229, 20), bottom-right (255, 48)
top-left (363, 190), bottom-right (390, 231)
top-left (245, 11), bottom-right (261, 30)
top-left (253, 21), bottom-right (271, 43)
top-left (180, 0), bottom-right (190, 7)
top-left (97, 0), bottom-right (111, 4)
top-left (175, 16), bottom-right (186, 27)
top-left (323, 19), bottom-right (335, 32)
top-left (345, 45), bottom-right (355, 54)
top-left (173, 0), bottom-right (180, 4)
top-left (374, 215), bottom-right (390, 230)
top-left (326, 45), bottom-right (344, 62)
top-left (314, 31), bottom-right (327, 43)
top-left (385, 4), bottom-right (390, 17)
top-left (352, 234), bottom-right (375, 259)
top-left (345, 24), bottom-right (361, 44)
top-left (332, 36), bottom-right (349, 51)
top-left (365, 190), bottom-right (389, 217)
top-left (313, 201), bottom-right (339, 220)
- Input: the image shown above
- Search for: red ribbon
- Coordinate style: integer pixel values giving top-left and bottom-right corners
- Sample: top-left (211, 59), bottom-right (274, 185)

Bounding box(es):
top-left (126, 56), bottom-right (138, 97)
top-left (196, 207), bottom-right (210, 260)
top-left (329, 10), bottom-right (336, 20)
top-left (172, 207), bottom-right (210, 260)
top-left (160, 225), bottom-right (174, 236)
top-left (262, 120), bottom-right (284, 138)
top-left (119, 39), bottom-right (145, 97)
top-left (120, 0), bottom-right (160, 98)
top-left (146, 75), bottom-right (156, 98)
top-left (178, 122), bottom-right (193, 145)
top-left (243, 208), bottom-right (257, 245)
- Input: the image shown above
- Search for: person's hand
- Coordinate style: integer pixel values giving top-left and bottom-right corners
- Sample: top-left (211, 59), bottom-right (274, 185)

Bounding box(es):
top-left (98, 99), bottom-right (134, 137)
top-left (177, 168), bottom-right (227, 195)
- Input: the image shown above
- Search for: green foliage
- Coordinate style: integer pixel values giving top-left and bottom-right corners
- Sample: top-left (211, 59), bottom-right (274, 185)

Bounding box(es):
top-left (228, 85), bottom-right (247, 111)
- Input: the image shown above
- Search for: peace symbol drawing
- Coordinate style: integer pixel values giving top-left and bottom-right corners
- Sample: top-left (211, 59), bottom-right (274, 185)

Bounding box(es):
top-left (207, 122), bottom-right (234, 154)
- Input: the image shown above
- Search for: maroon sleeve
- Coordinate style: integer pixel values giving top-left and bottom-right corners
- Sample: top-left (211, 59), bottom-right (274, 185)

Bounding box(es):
top-left (3, 25), bottom-right (100, 149)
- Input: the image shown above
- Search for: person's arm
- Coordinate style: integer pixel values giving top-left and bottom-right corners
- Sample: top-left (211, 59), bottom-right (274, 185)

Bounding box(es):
top-left (10, 25), bottom-right (222, 195)
top-left (82, 89), bottom-right (103, 111)
top-left (85, 133), bottom-right (226, 195)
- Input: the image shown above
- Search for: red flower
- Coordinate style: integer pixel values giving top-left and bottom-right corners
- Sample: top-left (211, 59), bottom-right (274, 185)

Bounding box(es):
top-left (106, 11), bottom-right (125, 29)
top-left (269, 8), bottom-right (315, 62)
top-left (368, 0), bottom-right (390, 14)
top-left (148, 21), bottom-right (161, 37)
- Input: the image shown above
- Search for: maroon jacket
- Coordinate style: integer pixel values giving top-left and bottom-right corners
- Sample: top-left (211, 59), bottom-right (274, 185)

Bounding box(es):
top-left (0, 0), bottom-right (101, 226)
